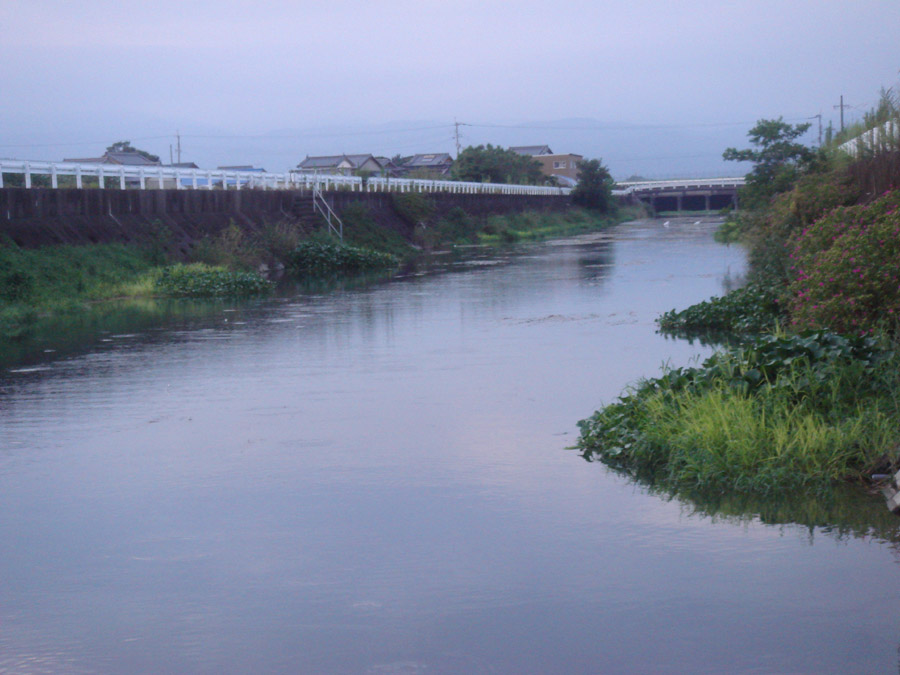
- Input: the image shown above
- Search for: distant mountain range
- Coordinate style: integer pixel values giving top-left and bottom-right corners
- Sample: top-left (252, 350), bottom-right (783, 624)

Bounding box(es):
top-left (4, 115), bottom-right (775, 180)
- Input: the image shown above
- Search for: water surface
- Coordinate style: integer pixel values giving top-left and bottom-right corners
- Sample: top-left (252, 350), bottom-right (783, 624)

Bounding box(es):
top-left (2, 219), bottom-right (898, 674)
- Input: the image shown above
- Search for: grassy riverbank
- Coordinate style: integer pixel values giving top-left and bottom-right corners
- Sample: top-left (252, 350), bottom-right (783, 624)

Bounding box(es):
top-left (578, 106), bottom-right (900, 495)
top-left (1, 204), bottom-right (619, 341)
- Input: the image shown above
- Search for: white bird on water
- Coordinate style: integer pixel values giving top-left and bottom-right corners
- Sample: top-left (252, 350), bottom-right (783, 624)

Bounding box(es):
top-left (663, 221), bottom-right (670, 228)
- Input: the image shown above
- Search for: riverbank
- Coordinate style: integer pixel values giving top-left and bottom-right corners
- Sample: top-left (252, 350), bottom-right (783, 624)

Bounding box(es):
top-left (578, 141), bottom-right (900, 496)
top-left (1, 205), bottom-right (624, 342)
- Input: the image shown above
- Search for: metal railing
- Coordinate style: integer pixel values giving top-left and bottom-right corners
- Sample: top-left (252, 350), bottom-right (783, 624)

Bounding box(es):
top-left (613, 177), bottom-right (746, 195)
top-left (0, 159), bottom-right (572, 196)
top-left (312, 186), bottom-right (343, 241)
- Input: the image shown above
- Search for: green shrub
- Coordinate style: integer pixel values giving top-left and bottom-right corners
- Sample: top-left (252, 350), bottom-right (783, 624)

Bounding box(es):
top-left (155, 263), bottom-right (272, 297)
top-left (191, 222), bottom-right (263, 269)
top-left (391, 192), bottom-right (434, 226)
top-left (657, 283), bottom-right (783, 335)
top-left (576, 331), bottom-right (899, 493)
top-left (287, 237), bottom-right (398, 276)
top-left (786, 190), bottom-right (900, 333)
top-left (340, 203), bottom-right (413, 258)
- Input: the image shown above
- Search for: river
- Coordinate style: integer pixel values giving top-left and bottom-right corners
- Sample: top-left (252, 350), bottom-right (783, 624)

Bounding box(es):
top-left (1, 218), bottom-right (898, 674)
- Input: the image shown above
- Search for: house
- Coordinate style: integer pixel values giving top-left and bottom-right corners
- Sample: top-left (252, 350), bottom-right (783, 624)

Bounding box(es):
top-left (375, 157), bottom-right (404, 177)
top-left (534, 153), bottom-right (583, 183)
top-left (509, 145), bottom-right (583, 183)
top-left (63, 151), bottom-right (161, 166)
top-left (295, 154), bottom-right (383, 175)
top-left (396, 153), bottom-right (454, 178)
top-left (509, 145), bottom-right (553, 157)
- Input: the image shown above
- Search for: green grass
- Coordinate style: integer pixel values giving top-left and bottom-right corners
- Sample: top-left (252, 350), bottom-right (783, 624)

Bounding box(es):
top-left (475, 208), bottom-right (621, 245)
top-left (154, 263), bottom-right (272, 297)
top-left (577, 330), bottom-right (900, 494)
top-left (0, 242), bottom-right (273, 338)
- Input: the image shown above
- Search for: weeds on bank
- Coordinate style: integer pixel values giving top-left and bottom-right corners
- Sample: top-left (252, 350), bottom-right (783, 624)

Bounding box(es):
top-left (657, 283), bottom-right (784, 336)
top-left (154, 263), bottom-right (272, 297)
top-left (287, 236), bottom-right (399, 276)
top-left (577, 331), bottom-right (900, 494)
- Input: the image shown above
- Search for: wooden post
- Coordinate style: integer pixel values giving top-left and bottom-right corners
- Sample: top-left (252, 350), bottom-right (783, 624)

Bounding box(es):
top-left (98, 166), bottom-right (104, 189)
top-left (76, 165), bottom-right (82, 189)
top-left (51, 165), bottom-right (58, 189)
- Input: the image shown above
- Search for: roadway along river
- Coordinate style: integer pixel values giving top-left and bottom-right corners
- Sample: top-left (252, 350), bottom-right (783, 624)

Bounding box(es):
top-left (1, 218), bottom-right (898, 673)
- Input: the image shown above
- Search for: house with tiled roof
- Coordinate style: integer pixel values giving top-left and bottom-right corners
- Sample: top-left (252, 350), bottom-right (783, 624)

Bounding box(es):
top-left (509, 145), bottom-right (553, 157)
top-left (295, 154), bottom-right (383, 175)
top-left (63, 151), bottom-right (161, 166)
top-left (397, 153), bottom-right (454, 178)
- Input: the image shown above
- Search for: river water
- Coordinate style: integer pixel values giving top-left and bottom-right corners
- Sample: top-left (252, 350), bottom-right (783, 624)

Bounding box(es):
top-left (1, 218), bottom-right (899, 674)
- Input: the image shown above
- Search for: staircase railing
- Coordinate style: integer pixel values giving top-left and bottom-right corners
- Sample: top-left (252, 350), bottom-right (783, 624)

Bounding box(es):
top-left (312, 185), bottom-right (343, 242)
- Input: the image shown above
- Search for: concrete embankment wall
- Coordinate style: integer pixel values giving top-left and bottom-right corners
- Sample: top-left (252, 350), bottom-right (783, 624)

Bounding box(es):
top-left (0, 188), bottom-right (571, 256)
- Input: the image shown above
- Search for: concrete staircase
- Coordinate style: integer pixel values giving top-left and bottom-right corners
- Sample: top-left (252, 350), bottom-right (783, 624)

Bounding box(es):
top-left (289, 193), bottom-right (323, 230)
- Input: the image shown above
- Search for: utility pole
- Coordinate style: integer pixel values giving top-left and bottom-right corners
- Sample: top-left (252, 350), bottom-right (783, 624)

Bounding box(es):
top-left (834, 95), bottom-right (849, 133)
top-left (176, 130), bottom-right (181, 164)
top-left (454, 118), bottom-right (461, 158)
top-left (812, 113), bottom-right (822, 146)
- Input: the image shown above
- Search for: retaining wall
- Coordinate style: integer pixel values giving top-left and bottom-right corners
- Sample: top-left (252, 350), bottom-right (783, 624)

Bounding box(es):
top-left (0, 188), bottom-right (572, 256)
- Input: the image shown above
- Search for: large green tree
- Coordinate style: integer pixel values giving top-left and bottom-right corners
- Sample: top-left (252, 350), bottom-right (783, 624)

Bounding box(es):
top-left (571, 158), bottom-right (614, 212)
top-left (723, 118), bottom-right (813, 205)
top-left (450, 144), bottom-right (544, 184)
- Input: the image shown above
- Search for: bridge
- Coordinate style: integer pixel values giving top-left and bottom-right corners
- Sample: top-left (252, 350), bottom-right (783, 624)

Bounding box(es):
top-left (614, 177), bottom-right (744, 212)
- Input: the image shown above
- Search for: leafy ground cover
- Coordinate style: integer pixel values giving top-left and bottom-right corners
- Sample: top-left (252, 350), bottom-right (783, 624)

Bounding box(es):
top-left (577, 331), bottom-right (900, 494)
top-left (154, 263), bottom-right (272, 297)
top-left (657, 283), bottom-right (783, 336)
top-left (287, 237), bottom-right (399, 276)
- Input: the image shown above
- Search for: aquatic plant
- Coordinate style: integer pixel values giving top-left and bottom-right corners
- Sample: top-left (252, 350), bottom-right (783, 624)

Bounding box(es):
top-left (577, 330), bottom-right (900, 494)
top-left (155, 263), bottom-right (272, 297)
top-left (287, 237), bottom-right (399, 276)
top-left (657, 283), bottom-right (782, 336)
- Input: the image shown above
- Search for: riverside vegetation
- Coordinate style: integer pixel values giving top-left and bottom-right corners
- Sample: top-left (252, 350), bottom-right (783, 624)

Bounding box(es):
top-left (1, 191), bottom-right (623, 340)
top-left (578, 83), bottom-right (900, 497)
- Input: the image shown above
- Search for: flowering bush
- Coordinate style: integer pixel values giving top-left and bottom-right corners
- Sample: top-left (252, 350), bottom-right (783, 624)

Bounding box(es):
top-left (786, 190), bottom-right (900, 332)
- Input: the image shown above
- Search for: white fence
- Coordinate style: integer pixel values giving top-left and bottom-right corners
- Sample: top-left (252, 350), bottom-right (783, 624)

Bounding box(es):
top-left (838, 120), bottom-right (899, 158)
top-left (0, 159), bottom-right (571, 196)
top-left (613, 177), bottom-right (745, 195)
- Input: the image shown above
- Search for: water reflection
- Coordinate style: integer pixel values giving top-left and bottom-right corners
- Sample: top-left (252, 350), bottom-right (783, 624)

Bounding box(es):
top-left (616, 470), bottom-right (900, 546)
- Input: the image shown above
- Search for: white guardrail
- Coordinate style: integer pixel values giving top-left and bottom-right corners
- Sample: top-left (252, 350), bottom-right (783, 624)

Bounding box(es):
top-left (838, 120), bottom-right (899, 158)
top-left (0, 159), bottom-right (571, 196)
top-left (613, 177), bottom-right (745, 196)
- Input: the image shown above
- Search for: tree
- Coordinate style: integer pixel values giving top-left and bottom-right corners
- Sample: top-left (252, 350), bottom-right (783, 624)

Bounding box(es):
top-left (105, 140), bottom-right (160, 163)
top-left (723, 118), bottom-right (813, 205)
top-left (571, 158), bottom-right (614, 212)
top-left (450, 144), bottom-right (544, 184)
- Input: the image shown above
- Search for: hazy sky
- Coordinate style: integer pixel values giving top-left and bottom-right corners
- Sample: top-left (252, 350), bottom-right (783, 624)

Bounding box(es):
top-left (1, 0), bottom-right (898, 176)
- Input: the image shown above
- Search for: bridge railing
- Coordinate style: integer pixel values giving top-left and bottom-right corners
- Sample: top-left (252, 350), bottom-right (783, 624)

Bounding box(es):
top-left (0, 159), bottom-right (571, 196)
top-left (614, 177), bottom-right (746, 194)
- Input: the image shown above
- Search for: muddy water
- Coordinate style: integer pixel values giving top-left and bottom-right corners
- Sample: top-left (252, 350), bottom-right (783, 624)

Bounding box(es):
top-left (1, 219), bottom-right (898, 674)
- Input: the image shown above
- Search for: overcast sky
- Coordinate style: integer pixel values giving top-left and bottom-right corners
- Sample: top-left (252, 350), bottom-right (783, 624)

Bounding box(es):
top-left (1, 0), bottom-right (898, 176)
